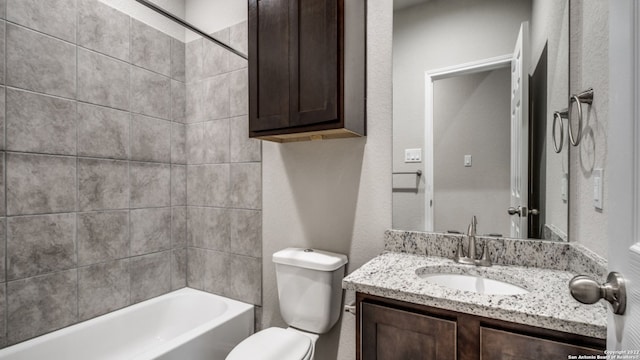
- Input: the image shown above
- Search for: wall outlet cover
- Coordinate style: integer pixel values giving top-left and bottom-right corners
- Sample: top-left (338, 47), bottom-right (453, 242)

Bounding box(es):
top-left (405, 148), bottom-right (422, 163)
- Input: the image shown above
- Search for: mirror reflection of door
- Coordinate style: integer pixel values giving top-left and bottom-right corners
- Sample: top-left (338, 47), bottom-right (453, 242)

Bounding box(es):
top-left (509, 21), bottom-right (530, 238)
top-left (529, 44), bottom-right (547, 239)
top-left (432, 65), bottom-right (511, 236)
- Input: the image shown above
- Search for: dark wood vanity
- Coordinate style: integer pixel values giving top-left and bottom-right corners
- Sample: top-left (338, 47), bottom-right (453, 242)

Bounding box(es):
top-left (357, 293), bottom-right (605, 360)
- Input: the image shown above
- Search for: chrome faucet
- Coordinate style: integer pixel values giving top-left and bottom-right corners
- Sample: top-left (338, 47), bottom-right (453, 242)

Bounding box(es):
top-left (454, 216), bottom-right (491, 266)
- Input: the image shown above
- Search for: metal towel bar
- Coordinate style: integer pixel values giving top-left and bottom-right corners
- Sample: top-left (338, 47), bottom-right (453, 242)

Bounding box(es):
top-left (552, 108), bottom-right (568, 153)
top-left (392, 170), bottom-right (422, 176)
top-left (568, 88), bottom-right (594, 146)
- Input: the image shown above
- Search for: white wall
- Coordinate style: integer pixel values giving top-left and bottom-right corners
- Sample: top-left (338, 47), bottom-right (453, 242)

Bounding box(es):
top-left (392, 0), bottom-right (531, 231)
top-left (433, 68), bottom-right (511, 236)
top-left (100, 0), bottom-right (186, 40)
top-left (261, 2), bottom-right (393, 360)
top-left (569, 1), bottom-right (609, 258)
top-left (185, 0), bottom-right (248, 41)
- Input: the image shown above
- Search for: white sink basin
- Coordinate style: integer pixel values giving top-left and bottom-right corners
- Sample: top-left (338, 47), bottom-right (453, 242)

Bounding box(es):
top-left (418, 273), bottom-right (529, 295)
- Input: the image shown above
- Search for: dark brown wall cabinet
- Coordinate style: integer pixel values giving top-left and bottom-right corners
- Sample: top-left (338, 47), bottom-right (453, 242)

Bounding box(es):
top-left (357, 293), bottom-right (605, 360)
top-left (248, 0), bottom-right (366, 142)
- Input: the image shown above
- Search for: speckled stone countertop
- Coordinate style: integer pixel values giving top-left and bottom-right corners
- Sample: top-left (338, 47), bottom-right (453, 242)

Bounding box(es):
top-left (343, 252), bottom-right (607, 339)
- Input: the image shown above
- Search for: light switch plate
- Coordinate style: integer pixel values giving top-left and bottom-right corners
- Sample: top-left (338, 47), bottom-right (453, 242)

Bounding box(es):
top-left (561, 173), bottom-right (568, 202)
top-left (464, 155), bottom-right (472, 167)
top-left (405, 148), bottom-right (422, 163)
top-left (593, 168), bottom-right (603, 210)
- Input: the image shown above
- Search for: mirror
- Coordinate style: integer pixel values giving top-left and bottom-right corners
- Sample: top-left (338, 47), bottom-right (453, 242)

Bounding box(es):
top-left (392, 0), bottom-right (569, 240)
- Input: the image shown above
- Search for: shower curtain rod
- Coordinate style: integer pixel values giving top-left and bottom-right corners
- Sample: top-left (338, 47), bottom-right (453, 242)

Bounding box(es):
top-left (133, 0), bottom-right (248, 60)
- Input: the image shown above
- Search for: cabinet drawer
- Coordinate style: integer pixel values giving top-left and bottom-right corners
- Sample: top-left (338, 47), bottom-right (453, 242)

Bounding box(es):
top-left (361, 302), bottom-right (456, 360)
top-left (480, 327), bottom-right (603, 359)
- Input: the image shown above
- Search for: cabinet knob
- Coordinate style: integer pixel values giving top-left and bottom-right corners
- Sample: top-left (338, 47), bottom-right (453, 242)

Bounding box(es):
top-left (569, 272), bottom-right (626, 315)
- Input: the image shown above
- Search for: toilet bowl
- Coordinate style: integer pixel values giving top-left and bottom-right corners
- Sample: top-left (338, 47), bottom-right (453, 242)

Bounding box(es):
top-left (225, 248), bottom-right (348, 360)
top-left (226, 327), bottom-right (319, 360)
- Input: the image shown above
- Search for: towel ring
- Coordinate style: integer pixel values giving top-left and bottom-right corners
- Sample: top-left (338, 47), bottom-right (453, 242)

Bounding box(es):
top-left (552, 109), bottom-right (568, 153)
top-left (568, 88), bottom-right (594, 146)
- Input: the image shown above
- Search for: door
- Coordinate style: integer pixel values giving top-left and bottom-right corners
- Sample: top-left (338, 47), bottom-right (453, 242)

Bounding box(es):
top-left (528, 44), bottom-right (548, 239)
top-left (249, 0), bottom-right (340, 134)
top-left (289, 0), bottom-right (339, 127)
top-left (361, 303), bottom-right (456, 360)
top-left (480, 328), bottom-right (602, 359)
top-left (509, 22), bottom-right (529, 238)
top-left (248, 0), bottom-right (291, 132)
top-left (607, 0), bottom-right (640, 350)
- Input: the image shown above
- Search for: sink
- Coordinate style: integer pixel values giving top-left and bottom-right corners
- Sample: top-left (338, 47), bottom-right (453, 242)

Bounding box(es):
top-left (417, 273), bottom-right (529, 295)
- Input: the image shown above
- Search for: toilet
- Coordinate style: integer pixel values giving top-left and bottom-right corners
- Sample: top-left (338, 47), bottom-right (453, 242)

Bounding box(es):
top-left (226, 247), bottom-right (348, 360)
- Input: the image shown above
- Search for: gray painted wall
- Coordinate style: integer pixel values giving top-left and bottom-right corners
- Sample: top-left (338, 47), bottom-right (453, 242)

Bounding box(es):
top-left (433, 68), bottom-right (511, 236)
top-left (569, 1), bottom-right (608, 258)
top-left (261, 1), bottom-right (393, 359)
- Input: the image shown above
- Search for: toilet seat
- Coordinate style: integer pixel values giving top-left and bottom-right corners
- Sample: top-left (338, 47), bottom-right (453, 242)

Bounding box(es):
top-left (226, 327), bottom-right (313, 360)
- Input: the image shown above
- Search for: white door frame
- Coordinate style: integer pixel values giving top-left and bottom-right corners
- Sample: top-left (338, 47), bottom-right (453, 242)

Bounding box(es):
top-left (424, 55), bottom-right (512, 231)
top-left (608, 0), bottom-right (640, 349)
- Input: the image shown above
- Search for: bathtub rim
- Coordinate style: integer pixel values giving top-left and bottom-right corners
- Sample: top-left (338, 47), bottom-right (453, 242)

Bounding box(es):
top-left (0, 287), bottom-right (255, 359)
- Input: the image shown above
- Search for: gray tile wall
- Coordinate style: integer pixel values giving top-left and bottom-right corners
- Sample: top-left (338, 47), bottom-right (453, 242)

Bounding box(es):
top-left (0, 0), bottom-right (188, 346)
top-left (184, 22), bottom-right (263, 310)
top-left (0, 1), bottom-right (261, 349)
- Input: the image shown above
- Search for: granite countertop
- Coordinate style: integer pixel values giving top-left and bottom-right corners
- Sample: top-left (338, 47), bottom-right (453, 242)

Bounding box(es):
top-left (342, 251), bottom-right (607, 339)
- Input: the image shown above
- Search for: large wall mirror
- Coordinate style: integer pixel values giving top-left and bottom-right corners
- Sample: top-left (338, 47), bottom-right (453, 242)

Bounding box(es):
top-left (392, 0), bottom-right (569, 240)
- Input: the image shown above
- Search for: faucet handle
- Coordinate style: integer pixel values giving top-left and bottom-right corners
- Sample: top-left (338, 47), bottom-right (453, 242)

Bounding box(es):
top-left (454, 238), bottom-right (475, 265)
top-left (456, 239), bottom-right (465, 258)
top-left (475, 242), bottom-right (492, 267)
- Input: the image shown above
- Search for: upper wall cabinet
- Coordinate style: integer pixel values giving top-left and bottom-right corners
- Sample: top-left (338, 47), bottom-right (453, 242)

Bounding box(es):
top-left (248, 0), bottom-right (366, 142)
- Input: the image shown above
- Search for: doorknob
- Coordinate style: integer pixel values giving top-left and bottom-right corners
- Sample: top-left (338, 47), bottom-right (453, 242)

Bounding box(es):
top-left (507, 206), bottom-right (539, 217)
top-left (569, 272), bottom-right (626, 315)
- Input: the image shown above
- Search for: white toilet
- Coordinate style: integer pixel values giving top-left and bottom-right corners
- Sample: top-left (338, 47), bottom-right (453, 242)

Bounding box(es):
top-left (226, 247), bottom-right (348, 360)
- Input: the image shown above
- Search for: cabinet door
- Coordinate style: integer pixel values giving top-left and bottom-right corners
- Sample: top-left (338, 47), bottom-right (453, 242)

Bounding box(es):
top-left (249, 0), bottom-right (290, 132)
top-left (288, 0), bottom-right (339, 127)
top-left (361, 303), bottom-right (456, 360)
top-left (480, 327), bottom-right (603, 359)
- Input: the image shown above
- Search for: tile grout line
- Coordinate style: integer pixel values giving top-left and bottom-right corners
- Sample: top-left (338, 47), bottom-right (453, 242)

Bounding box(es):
top-left (3, 10), bottom-right (7, 345)
top-left (169, 36), bottom-right (174, 291)
top-left (75, 0), bottom-right (80, 323)
top-left (128, 13), bottom-right (133, 308)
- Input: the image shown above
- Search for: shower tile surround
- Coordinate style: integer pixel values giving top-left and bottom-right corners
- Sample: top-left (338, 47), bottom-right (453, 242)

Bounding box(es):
top-left (0, 0), bottom-right (260, 347)
top-left (184, 22), bottom-right (262, 310)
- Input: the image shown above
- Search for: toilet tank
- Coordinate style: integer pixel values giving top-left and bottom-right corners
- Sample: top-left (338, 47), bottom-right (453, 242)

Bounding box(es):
top-left (272, 248), bottom-right (348, 334)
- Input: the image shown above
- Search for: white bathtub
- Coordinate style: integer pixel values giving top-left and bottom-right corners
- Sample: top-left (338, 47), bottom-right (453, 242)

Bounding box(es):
top-left (0, 288), bottom-right (254, 360)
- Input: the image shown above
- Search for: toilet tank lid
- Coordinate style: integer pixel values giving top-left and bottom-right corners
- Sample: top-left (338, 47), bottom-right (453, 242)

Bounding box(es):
top-left (273, 248), bottom-right (348, 271)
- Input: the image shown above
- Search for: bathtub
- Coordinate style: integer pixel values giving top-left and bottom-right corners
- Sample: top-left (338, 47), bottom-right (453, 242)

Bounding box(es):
top-left (0, 288), bottom-right (254, 360)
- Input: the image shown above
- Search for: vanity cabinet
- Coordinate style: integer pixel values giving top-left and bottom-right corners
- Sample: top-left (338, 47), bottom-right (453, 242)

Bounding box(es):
top-left (357, 293), bottom-right (605, 360)
top-left (247, 0), bottom-right (366, 142)
top-left (480, 328), bottom-right (602, 359)
top-left (361, 303), bottom-right (456, 359)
